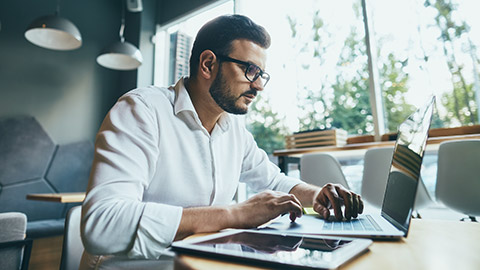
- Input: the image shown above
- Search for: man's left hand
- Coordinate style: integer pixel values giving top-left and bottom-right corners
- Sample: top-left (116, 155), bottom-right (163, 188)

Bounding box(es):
top-left (313, 183), bottom-right (364, 221)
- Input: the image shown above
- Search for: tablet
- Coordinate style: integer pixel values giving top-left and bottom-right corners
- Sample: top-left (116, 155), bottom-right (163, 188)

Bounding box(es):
top-left (171, 230), bottom-right (372, 269)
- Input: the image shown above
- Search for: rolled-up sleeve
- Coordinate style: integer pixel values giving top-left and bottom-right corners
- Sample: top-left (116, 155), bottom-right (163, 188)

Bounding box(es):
top-left (81, 93), bottom-right (182, 259)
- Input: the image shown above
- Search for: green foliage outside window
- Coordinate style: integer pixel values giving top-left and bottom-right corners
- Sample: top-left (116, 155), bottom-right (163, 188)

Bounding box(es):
top-left (379, 52), bottom-right (416, 132)
top-left (425, 0), bottom-right (478, 126)
top-left (246, 94), bottom-right (288, 154)
top-left (327, 29), bottom-right (373, 135)
top-left (292, 4), bottom-right (418, 135)
top-left (246, 0), bottom-right (479, 154)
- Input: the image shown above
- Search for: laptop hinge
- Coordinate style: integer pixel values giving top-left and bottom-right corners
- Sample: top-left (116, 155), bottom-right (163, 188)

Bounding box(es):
top-left (381, 211), bottom-right (408, 235)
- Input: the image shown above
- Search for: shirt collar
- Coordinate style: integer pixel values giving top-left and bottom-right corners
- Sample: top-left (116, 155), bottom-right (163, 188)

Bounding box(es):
top-left (173, 77), bottom-right (231, 133)
top-left (174, 77), bottom-right (196, 115)
top-left (216, 112), bottom-right (231, 132)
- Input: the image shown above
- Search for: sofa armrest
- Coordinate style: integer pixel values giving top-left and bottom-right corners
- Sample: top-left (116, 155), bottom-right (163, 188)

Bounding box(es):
top-left (26, 219), bottom-right (65, 239)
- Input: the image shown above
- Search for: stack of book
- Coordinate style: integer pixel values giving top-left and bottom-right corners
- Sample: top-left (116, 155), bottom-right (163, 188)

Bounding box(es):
top-left (285, 129), bottom-right (348, 149)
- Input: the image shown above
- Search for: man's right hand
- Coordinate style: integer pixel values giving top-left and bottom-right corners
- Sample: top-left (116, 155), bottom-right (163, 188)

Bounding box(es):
top-left (228, 190), bottom-right (304, 228)
top-left (175, 190), bottom-right (303, 241)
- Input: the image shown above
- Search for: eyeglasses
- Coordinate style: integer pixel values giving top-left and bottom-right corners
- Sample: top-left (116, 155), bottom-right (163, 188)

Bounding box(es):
top-left (216, 54), bottom-right (270, 87)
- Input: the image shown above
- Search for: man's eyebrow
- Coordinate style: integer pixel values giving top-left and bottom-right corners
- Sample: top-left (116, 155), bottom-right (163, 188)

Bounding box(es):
top-left (246, 60), bottom-right (264, 70)
top-left (231, 55), bottom-right (264, 69)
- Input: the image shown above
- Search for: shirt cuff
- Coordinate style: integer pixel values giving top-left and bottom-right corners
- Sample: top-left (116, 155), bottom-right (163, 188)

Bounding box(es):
top-left (127, 203), bottom-right (183, 259)
top-left (274, 175), bottom-right (305, 194)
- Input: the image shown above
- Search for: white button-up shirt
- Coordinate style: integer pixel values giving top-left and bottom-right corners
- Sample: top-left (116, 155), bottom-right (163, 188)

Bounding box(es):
top-left (81, 78), bottom-right (303, 259)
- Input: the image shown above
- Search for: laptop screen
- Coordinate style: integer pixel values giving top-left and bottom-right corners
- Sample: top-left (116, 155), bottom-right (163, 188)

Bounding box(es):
top-left (381, 96), bottom-right (435, 235)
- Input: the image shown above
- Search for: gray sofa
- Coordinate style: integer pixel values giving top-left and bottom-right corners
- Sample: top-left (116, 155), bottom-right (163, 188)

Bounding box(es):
top-left (0, 116), bottom-right (93, 239)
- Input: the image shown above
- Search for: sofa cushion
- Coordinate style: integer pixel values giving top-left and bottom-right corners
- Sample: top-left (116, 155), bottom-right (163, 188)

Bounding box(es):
top-left (0, 116), bottom-right (56, 186)
top-left (0, 116), bottom-right (93, 239)
top-left (46, 141), bottom-right (93, 193)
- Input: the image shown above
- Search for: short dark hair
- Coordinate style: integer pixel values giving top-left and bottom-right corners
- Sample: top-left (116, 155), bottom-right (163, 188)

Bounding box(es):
top-left (189, 14), bottom-right (271, 78)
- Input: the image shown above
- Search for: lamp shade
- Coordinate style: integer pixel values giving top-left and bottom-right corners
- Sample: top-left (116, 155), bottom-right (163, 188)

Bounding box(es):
top-left (96, 41), bottom-right (143, 70)
top-left (25, 15), bottom-right (82, 50)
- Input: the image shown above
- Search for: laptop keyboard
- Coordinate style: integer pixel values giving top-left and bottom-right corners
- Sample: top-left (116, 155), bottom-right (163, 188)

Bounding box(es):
top-left (322, 215), bottom-right (383, 231)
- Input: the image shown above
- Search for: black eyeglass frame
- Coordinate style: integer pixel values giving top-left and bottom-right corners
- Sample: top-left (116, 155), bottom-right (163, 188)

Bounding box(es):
top-left (216, 54), bottom-right (270, 87)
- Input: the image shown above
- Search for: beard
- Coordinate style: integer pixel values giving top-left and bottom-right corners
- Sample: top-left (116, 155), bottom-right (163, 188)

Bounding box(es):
top-left (209, 68), bottom-right (256, 115)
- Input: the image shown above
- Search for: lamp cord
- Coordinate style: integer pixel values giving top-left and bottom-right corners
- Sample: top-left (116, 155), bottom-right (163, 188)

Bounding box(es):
top-left (119, 0), bottom-right (126, 42)
top-left (55, 0), bottom-right (61, 15)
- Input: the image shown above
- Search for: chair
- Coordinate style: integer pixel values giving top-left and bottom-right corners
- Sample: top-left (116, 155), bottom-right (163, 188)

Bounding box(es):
top-left (60, 206), bottom-right (84, 270)
top-left (361, 147), bottom-right (434, 212)
top-left (300, 153), bottom-right (350, 189)
top-left (435, 140), bottom-right (480, 221)
top-left (0, 212), bottom-right (32, 270)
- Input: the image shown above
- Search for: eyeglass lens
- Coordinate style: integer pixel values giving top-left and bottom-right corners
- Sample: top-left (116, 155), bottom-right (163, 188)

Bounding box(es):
top-left (246, 65), bottom-right (269, 86)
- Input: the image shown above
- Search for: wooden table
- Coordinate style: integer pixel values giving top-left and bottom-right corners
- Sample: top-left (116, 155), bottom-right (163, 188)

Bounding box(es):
top-left (26, 192), bottom-right (86, 203)
top-left (174, 219), bottom-right (480, 270)
top-left (273, 133), bottom-right (480, 174)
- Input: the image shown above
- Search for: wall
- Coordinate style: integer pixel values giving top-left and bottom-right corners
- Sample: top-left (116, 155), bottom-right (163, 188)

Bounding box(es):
top-left (0, 0), bottom-right (140, 144)
top-left (137, 0), bottom-right (157, 88)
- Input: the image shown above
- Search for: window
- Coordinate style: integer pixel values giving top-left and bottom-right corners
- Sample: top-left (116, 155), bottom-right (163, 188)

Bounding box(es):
top-left (236, 0), bottom-right (480, 155)
top-left (370, 0), bottom-right (480, 131)
top-left (239, 0), bottom-right (374, 155)
top-left (154, 0), bottom-right (234, 87)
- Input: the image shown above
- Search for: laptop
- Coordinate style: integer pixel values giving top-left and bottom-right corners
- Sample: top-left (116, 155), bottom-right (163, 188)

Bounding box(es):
top-left (263, 96), bottom-right (436, 239)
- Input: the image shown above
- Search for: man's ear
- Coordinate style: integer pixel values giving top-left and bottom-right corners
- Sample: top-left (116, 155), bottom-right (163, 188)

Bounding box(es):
top-left (198, 50), bottom-right (217, 80)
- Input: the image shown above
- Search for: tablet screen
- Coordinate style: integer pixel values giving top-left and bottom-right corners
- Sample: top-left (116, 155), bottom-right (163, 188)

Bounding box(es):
top-left (173, 231), bottom-right (371, 269)
top-left (198, 231), bottom-right (350, 254)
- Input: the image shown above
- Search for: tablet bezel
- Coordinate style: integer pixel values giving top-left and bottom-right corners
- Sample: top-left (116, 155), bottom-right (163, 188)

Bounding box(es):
top-left (171, 229), bottom-right (372, 269)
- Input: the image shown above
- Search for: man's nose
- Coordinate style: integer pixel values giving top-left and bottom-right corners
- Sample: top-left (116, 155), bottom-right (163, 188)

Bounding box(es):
top-left (251, 78), bottom-right (265, 91)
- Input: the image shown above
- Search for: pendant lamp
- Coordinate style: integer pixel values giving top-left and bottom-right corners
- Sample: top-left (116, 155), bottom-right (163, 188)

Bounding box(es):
top-left (24, 0), bottom-right (82, 50)
top-left (96, 2), bottom-right (143, 70)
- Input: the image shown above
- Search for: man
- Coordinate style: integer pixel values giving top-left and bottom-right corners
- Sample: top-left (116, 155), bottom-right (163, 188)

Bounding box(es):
top-left (80, 14), bottom-right (363, 264)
